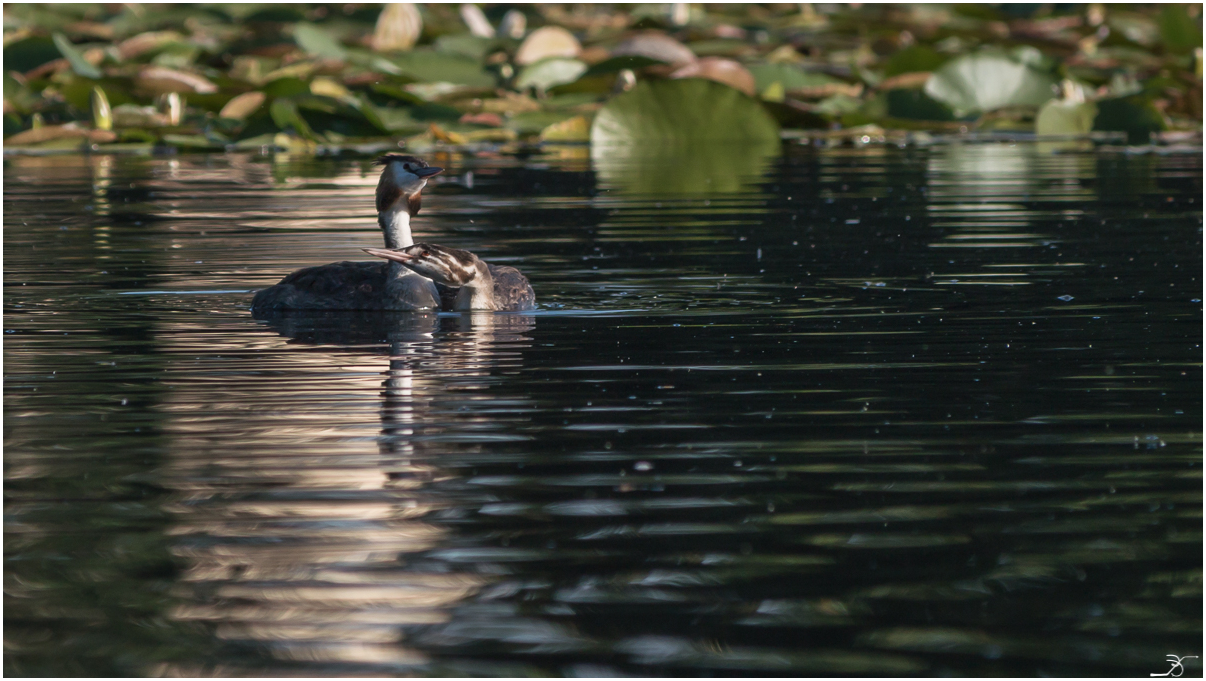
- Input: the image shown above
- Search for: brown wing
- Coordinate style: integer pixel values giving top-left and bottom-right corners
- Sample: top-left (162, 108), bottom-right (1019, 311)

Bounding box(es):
top-left (251, 261), bottom-right (390, 312)
top-left (487, 264), bottom-right (535, 311)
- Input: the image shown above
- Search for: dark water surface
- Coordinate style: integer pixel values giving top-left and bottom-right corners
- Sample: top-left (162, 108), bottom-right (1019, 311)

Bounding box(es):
top-left (4, 142), bottom-right (1201, 677)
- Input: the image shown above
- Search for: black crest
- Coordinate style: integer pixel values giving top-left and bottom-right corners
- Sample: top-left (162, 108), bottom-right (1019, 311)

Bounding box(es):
top-left (375, 153), bottom-right (428, 167)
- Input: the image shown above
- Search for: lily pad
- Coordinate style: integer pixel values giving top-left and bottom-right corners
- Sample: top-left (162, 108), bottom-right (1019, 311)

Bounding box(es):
top-left (1160, 4), bottom-right (1203, 53)
top-left (52, 33), bottom-right (101, 79)
top-left (881, 45), bottom-right (948, 78)
top-left (885, 88), bottom-right (955, 121)
top-left (294, 22), bottom-right (348, 61)
top-left (747, 63), bottom-right (845, 94)
top-left (1093, 95), bottom-right (1165, 144)
top-left (515, 58), bottom-right (588, 93)
top-left (434, 34), bottom-right (500, 61)
top-left (1036, 99), bottom-right (1097, 136)
top-left (540, 115), bottom-right (590, 142)
top-left (514, 26), bottom-right (581, 65)
top-left (385, 49), bottom-right (495, 88)
top-left (583, 55), bottom-right (663, 77)
top-left (591, 78), bottom-right (780, 145)
top-left (670, 57), bottom-right (756, 97)
top-left (270, 98), bottom-right (317, 139)
top-left (4, 35), bottom-right (61, 74)
top-left (924, 50), bottom-right (1057, 117)
top-left (371, 3), bottom-right (422, 52)
top-left (611, 31), bottom-right (695, 66)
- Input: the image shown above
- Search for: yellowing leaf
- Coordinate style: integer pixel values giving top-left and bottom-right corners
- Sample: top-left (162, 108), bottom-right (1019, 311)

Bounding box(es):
top-left (540, 115), bottom-right (590, 142)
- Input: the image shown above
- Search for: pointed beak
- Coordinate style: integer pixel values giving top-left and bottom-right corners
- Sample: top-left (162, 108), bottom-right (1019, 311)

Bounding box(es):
top-left (414, 166), bottom-right (443, 178)
top-left (364, 247), bottom-right (414, 263)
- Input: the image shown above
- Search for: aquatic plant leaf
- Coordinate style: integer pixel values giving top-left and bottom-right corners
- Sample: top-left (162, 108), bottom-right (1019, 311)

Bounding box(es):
top-left (1093, 95), bottom-right (1166, 144)
top-left (294, 22), bottom-right (347, 61)
top-left (52, 33), bottom-right (101, 79)
top-left (611, 31), bottom-right (695, 66)
top-left (434, 34), bottom-right (498, 61)
top-left (515, 58), bottom-right (587, 93)
top-left (748, 63), bottom-right (843, 94)
top-left (263, 77), bottom-right (310, 99)
top-left (270, 98), bottom-right (316, 139)
top-left (671, 57), bottom-right (756, 96)
top-left (371, 3), bottom-right (422, 52)
top-left (459, 4), bottom-right (494, 38)
top-left (583, 55), bottom-right (663, 77)
top-left (924, 50), bottom-right (1057, 116)
top-left (90, 86), bottom-right (111, 130)
top-left (5, 35), bottom-right (61, 74)
top-left (134, 66), bottom-right (218, 95)
top-left (385, 50), bottom-right (495, 87)
top-left (540, 115), bottom-right (590, 142)
top-left (1160, 4), bottom-right (1203, 52)
top-left (591, 78), bottom-right (780, 145)
top-left (111, 103), bottom-right (169, 127)
top-left (1035, 100), bottom-right (1097, 136)
top-left (881, 45), bottom-right (947, 78)
top-left (497, 10), bottom-right (527, 40)
top-left (885, 88), bottom-right (955, 121)
top-left (514, 26), bottom-right (581, 65)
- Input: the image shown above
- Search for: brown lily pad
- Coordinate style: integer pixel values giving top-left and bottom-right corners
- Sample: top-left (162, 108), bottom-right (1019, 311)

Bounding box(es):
top-left (611, 31), bottom-right (696, 67)
top-left (219, 91), bottom-right (266, 120)
top-left (134, 66), bottom-right (218, 95)
top-left (671, 57), bottom-right (756, 96)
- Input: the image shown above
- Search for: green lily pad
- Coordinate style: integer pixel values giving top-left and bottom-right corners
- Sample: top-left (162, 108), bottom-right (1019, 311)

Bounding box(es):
top-left (1093, 95), bottom-right (1165, 144)
top-left (748, 63), bottom-right (844, 94)
top-left (515, 58), bottom-right (588, 93)
top-left (270, 98), bottom-right (317, 139)
top-left (4, 35), bottom-right (61, 74)
top-left (52, 33), bottom-right (101, 79)
top-left (583, 55), bottom-right (663, 77)
top-left (924, 49), bottom-right (1057, 117)
top-left (881, 45), bottom-right (947, 78)
top-left (885, 88), bottom-right (955, 121)
top-left (384, 49), bottom-right (495, 87)
top-left (1160, 4), bottom-right (1203, 53)
top-left (294, 22), bottom-right (348, 61)
top-left (1036, 99), bottom-right (1097, 136)
top-left (434, 34), bottom-right (502, 61)
top-left (591, 78), bottom-right (780, 145)
top-left (262, 77), bottom-right (310, 98)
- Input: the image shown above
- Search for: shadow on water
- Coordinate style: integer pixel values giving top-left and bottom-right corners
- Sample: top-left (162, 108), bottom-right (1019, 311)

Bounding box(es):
top-left (4, 142), bottom-right (1201, 676)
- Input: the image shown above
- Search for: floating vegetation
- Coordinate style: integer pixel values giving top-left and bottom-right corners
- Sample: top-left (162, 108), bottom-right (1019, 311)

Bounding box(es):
top-left (3, 3), bottom-right (1201, 154)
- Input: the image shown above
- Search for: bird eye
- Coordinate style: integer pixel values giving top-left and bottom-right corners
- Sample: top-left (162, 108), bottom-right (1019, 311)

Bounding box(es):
top-left (403, 163), bottom-right (412, 171)
top-left (421, 250), bottom-right (430, 257)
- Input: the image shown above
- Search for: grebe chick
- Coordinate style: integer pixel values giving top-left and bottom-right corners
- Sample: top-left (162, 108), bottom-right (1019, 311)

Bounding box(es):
top-left (251, 154), bottom-right (443, 312)
top-left (364, 243), bottom-right (535, 312)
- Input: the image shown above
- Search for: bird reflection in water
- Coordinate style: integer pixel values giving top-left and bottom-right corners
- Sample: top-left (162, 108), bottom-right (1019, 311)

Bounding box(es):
top-left (156, 312), bottom-right (535, 674)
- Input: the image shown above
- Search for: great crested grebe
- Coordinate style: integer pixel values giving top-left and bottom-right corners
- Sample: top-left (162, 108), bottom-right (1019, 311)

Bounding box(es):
top-left (364, 243), bottom-right (535, 311)
top-left (250, 154), bottom-right (444, 312)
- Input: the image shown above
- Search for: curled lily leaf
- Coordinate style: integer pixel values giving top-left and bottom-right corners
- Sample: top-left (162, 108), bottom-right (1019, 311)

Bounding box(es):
top-left (91, 86), bottom-right (111, 131)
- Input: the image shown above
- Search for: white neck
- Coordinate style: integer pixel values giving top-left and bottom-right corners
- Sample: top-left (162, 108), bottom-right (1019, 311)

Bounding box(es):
top-left (380, 205), bottom-right (413, 249)
top-left (453, 261), bottom-right (496, 310)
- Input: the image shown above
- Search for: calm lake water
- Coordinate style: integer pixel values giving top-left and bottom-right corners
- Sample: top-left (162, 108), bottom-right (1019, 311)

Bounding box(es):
top-left (4, 141), bottom-right (1201, 677)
